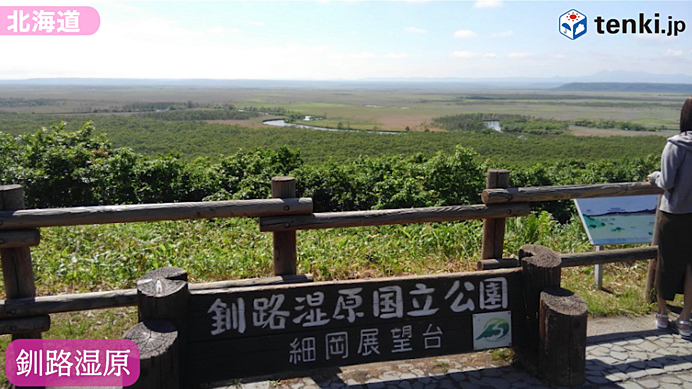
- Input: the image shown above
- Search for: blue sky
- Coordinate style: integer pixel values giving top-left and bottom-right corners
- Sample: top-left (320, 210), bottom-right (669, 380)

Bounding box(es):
top-left (1, 1), bottom-right (690, 80)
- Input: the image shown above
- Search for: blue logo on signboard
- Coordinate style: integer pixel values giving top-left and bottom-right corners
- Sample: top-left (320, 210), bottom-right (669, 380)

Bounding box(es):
top-left (560, 9), bottom-right (587, 40)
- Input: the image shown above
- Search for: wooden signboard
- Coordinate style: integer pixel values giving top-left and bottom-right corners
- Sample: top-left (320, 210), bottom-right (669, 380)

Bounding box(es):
top-left (186, 268), bottom-right (525, 383)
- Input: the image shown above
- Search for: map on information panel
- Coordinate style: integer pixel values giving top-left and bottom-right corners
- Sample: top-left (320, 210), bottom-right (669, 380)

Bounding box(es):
top-left (574, 195), bottom-right (658, 245)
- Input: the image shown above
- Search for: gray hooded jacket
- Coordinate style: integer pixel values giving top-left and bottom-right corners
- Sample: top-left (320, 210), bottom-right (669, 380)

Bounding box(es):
top-left (649, 131), bottom-right (692, 214)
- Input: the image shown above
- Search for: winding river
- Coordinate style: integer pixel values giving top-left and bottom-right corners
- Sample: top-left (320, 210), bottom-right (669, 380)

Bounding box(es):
top-left (263, 119), bottom-right (401, 135)
top-left (264, 119), bottom-right (503, 134)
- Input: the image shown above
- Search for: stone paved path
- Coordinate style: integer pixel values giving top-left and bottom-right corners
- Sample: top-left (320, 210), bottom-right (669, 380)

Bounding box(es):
top-left (211, 316), bottom-right (692, 389)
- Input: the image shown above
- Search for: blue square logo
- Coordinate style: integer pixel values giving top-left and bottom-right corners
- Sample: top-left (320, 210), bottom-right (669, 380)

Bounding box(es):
top-left (560, 9), bottom-right (587, 40)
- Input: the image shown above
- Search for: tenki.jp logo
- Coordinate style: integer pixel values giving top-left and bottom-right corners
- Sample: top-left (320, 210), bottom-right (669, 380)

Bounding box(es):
top-left (559, 9), bottom-right (587, 40)
top-left (559, 9), bottom-right (687, 40)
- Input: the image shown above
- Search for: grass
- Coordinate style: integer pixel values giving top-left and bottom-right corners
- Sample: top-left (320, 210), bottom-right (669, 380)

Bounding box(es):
top-left (490, 348), bottom-right (514, 363)
top-left (1, 212), bottom-right (656, 310)
top-left (432, 360), bottom-right (450, 373)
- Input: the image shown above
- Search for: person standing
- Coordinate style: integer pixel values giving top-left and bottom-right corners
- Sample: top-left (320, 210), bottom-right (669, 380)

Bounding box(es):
top-left (648, 96), bottom-right (692, 337)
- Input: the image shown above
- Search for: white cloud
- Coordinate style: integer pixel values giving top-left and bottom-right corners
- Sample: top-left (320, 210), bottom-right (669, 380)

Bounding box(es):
top-left (0, 16), bottom-right (386, 80)
top-left (551, 54), bottom-right (567, 59)
top-left (451, 51), bottom-right (477, 59)
top-left (666, 49), bottom-right (683, 57)
top-left (474, 0), bottom-right (502, 9)
top-left (484, 53), bottom-right (497, 58)
top-left (508, 52), bottom-right (530, 59)
top-left (453, 30), bottom-right (477, 39)
top-left (490, 30), bottom-right (514, 38)
top-left (404, 27), bottom-right (428, 34)
top-left (384, 52), bottom-right (409, 59)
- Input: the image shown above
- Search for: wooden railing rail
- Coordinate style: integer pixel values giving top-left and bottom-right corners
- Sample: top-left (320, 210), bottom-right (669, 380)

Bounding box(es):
top-left (561, 246), bottom-right (658, 268)
top-left (0, 274), bottom-right (312, 322)
top-left (260, 203), bottom-right (530, 232)
top-left (482, 182), bottom-right (663, 205)
top-left (0, 197), bottom-right (313, 230)
top-left (477, 246), bottom-right (658, 270)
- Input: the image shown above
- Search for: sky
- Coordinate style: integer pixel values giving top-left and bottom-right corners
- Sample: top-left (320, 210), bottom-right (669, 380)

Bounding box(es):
top-left (0, 1), bottom-right (690, 80)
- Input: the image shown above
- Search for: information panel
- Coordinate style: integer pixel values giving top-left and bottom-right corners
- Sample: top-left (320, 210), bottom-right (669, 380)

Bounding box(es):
top-left (574, 195), bottom-right (657, 245)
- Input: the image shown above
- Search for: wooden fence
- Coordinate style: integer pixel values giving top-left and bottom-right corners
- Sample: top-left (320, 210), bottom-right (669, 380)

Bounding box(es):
top-left (0, 172), bottom-right (664, 388)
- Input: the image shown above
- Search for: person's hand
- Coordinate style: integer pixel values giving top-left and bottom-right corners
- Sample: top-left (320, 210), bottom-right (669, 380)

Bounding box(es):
top-left (648, 172), bottom-right (661, 187)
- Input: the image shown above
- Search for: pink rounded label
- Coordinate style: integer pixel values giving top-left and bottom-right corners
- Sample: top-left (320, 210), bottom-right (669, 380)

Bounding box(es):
top-left (6, 339), bottom-right (140, 387)
top-left (0, 6), bottom-right (100, 35)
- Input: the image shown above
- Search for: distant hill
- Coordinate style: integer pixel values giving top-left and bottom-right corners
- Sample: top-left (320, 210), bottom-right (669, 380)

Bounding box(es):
top-left (556, 82), bottom-right (692, 93)
top-left (587, 208), bottom-right (656, 217)
top-left (1, 70), bottom-right (691, 90)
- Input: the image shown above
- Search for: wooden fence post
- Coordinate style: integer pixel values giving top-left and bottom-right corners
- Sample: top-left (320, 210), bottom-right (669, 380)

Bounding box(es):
top-left (539, 287), bottom-right (587, 386)
top-left (272, 176), bottom-right (297, 276)
top-left (515, 244), bottom-right (561, 374)
top-left (0, 185), bottom-right (46, 342)
top-left (481, 169), bottom-right (510, 260)
top-left (125, 267), bottom-right (189, 389)
top-left (644, 194), bottom-right (662, 303)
